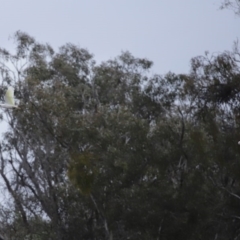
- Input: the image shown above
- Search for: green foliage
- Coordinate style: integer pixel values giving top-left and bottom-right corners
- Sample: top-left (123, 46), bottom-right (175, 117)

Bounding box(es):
top-left (0, 31), bottom-right (240, 239)
top-left (68, 152), bottom-right (97, 195)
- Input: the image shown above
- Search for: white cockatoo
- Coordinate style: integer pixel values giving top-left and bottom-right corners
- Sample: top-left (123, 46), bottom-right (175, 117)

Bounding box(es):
top-left (0, 86), bottom-right (18, 109)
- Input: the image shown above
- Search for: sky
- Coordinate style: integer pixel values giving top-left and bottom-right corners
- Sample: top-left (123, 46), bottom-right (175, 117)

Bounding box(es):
top-left (0, 0), bottom-right (239, 75)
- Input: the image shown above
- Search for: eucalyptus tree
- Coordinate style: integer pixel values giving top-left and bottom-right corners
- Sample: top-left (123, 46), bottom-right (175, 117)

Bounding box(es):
top-left (0, 31), bottom-right (240, 240)
top-left (0, 31), bottom-right (96, 240)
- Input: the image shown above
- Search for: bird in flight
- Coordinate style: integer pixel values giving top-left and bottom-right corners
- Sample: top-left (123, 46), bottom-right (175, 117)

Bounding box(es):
top-left (0, 86), bottom-right (18, 109)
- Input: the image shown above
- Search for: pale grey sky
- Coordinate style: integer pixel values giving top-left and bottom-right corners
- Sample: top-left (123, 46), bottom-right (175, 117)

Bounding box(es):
top-left (0, 0), bottom-right (239, 74)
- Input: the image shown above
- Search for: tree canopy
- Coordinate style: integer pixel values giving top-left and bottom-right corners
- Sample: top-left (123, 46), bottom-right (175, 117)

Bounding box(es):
top-left (221, 0), bottom-right (240, 15)
top-left (0, 31), bottom-right (240, 239)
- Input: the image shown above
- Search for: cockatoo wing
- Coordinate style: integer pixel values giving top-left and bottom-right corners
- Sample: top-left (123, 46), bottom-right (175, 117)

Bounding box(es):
top-left (4, 87), bottom-right (15, 106)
